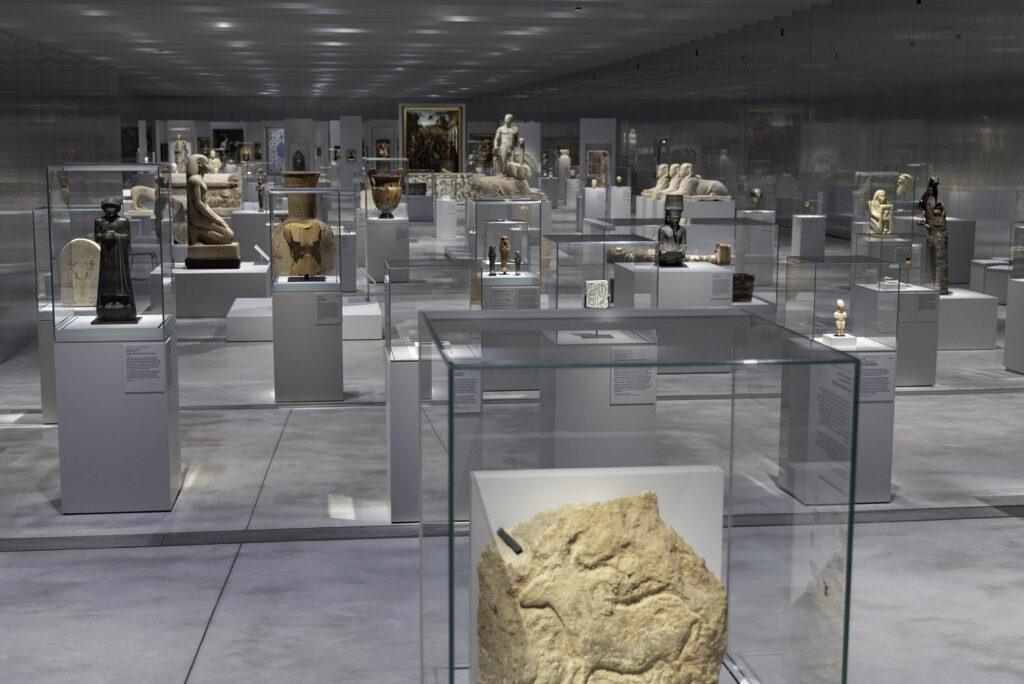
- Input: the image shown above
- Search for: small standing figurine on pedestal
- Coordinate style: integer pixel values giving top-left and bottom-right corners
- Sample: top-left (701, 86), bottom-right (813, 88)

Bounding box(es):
top-left (834, 299), bottom-right (847, 337)
top-left (499, 235), bottom-right (511, 274)
top-left (919, 179), bottom-right (949, 295)
top-left (256, 169), bottom-right (267, 211)
top-left (93, 200), bottom-right (139, 324)
top-left (488, 245), bottom-right (496, 276)
top-left (514, 250), bottom-right (522, 275)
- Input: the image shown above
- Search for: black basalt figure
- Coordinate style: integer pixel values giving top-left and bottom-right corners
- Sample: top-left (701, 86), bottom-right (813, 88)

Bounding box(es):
top-left (93, 200), bottom-right (139, 324)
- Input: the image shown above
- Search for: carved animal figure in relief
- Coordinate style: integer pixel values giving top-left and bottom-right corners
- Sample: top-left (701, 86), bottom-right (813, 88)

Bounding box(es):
top-left (477, 492), bottom-right (727, 684)
top-left (59, 238), bottom-right (100, 306)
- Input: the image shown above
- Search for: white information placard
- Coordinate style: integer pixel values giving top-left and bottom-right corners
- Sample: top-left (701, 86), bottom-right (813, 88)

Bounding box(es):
top-left (453, 369), bottom-right (482, 414)
top-left (123, 342), bottom-right (165, 394)
top-left (315, 292), bottom-right (342, 325)
top-left (858, 351), bottom-right (896, 402)
top-left (610, 345), bottom-right (657, 405)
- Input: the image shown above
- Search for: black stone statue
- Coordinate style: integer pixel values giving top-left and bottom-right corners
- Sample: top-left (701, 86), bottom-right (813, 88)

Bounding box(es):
top-left (918, 176), bottom-right (939, 212)
top-left (93, 200), bottom-right (139, 323)
top-left (920, 193), bottom-right (949, 295)
top-left (292, 149), bottom-right (306, 171)
top-left (488, 245), bottom-right (496, 276)
top-left (658, 195), bottom-right (687, 266)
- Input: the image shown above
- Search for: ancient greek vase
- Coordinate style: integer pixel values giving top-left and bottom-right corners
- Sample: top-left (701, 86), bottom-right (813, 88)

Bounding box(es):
top-left (367, 167), bottom-right (405, 219)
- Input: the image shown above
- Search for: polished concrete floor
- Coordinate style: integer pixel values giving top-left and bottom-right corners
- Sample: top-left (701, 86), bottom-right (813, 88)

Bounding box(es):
top-left (2, 205), bottom-right (1023, 683)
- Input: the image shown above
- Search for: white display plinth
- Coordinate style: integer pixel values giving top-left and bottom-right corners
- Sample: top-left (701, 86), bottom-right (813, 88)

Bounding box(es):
top-left (539, 329), bottom-right (656, 468)
top-left (386, 347), bottom-right (420, 523)
top-left (969, 258), bottom-right (1008, 293)
top-left (226, 297), bottom-right (273, 341)
top-left (365, 217), bottom-right (409, 283)
top-left (809, 336), bottom-right (895, 503)
top-left (946, 217), bottom-right (976, 284)
top-left (1005, 278), bottom-right (1024, 373)
top-left (734, 216), bottom-right (776, 287)
top-left (984, 264), bottom-right (1010, 304)
top-left (563, 179), bottom-right (579, 210)
top-left (609, 186), bottom-right (631, 218)
top-left (229, 209), bottom-right (270, 259)
top-left (175, 262), bottom-right (271, 318)
top-left (657, 262), bottom-right (732, 308)
top-left (682, 199), bottom-right (735, 220)
top-left (792, 214), bottom-right (826, 258)
top-left (820, 333), bottom-right (858, 350)
top-left (480, 269), bottom-right (540, 310)
top-left (613, 262), bottom-right (657, 308)
top-left (852, 282), bottom-right (937, 387)
top-left (583, 187), bottom-right (607, 219)
top-left (737, 209), bottom-right (776, 224)
top-left (272, 283), bottom-right (344, 402)
top-left (469, 466), bottom-right (725, 683)
top-left (343, 300), bottom-right (383, 339)
top-left (540, 177), bottom-right (560, 209)
top-left (38, 320), bottom-right (57, 424)
top-left (55, 331), bottom-right (181, 513)
top-left (937, 288), bottom-right (997, 350)
top-left (435, 198), bottom-right (458, 239)
top-left (339, 232), bottom-right (357, 293)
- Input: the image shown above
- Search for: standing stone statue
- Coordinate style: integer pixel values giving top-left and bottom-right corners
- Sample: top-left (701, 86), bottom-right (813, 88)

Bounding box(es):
top-left (499, 235), bottom-right (511, 274)
top-left (173, 134), bottom-right (188, 172)
top-left (93, 200), bottom-right (138, 323)
top-left (292, 149), bottom-right (306, 171)
top-left (834, 299), bottom-right (847, 336)
top-left (256, 169), bottom-right (267, 211)
top-left (658, 195), bottom-right (687, 266)
top-left (514, 250), bottom-right (522, 275)
top-left (492, 113), bottom-right (521, 178)
top-left (488, 245), bottom-right (496, 276)
top-left (920, 192), bottom-right (949, 294)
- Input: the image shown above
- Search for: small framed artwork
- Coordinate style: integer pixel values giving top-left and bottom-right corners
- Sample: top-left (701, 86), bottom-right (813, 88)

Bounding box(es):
top-left (254, 143), bottom-right (263, 160)
top-left (400, 104), bottom-right (464, 172)
top-left (238, 143), bottom-right (253, 164)
top-left (346, 149), bottom-right (357, 163)
top-left (196, 136), bottom-right (211, 156)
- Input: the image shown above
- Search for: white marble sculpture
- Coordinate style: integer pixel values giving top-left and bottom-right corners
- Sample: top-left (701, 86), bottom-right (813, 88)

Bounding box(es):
top-left (641, 163), bottom-right (669, 197)
top-left (896, 173), bottom-right (913, 198)
top-left (654, 163), bottom-right (684, 199)
top-left (868, 189), bottom-right (893, 234)
top-left (470, 113), bottom-right (546, 200)
top-left (173, 134), bottom-right (188, 172)
top-left (59, 238), bottom-right (100, 306)
top-left (667, 163), bottom-right (729, 200)
top-left (207, 149), bottom-right (222, 173)
top-left (477, 492), bottom-right (727, 684)
top-left (492, 113), bottom-right (521, 178)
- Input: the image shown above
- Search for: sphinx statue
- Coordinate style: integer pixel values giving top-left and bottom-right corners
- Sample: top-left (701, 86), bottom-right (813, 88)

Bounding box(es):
top-left (641, 163), bottom-right (670, 198)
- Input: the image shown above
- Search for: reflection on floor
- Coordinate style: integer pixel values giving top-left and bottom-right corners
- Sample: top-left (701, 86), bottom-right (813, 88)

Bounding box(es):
top-left (1, 206), bottom-right (1023, 683)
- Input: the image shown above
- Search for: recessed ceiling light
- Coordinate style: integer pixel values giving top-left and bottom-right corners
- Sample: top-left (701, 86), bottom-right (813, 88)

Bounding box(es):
top-left (214, 21), bottom-right (233, 29)
top-left (444, 15), bottom-right (475, 23)
top-left (319, 41), bottom-right (348, 47)
top-left (314, 27), bottom-right (365, 34)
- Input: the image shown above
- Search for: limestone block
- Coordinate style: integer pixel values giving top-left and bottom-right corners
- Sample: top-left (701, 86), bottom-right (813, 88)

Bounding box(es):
top-left (478, 491), bottom-right (726, 683)
top-left (59, 238), bottom-right (100, 306)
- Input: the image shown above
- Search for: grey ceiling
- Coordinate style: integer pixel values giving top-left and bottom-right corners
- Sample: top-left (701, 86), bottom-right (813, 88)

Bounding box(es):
top-left (1, 1), bottom-right (828, 98)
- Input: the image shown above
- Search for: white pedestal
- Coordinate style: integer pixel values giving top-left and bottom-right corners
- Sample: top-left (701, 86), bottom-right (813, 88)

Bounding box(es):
top-left (365, 217), bottom-right (409, 283)
top-left (230, 209), bottom-right (270, 260)
top-left (435, 198), bottom-right (458, 239)
top-left (984, 264), bottom-right (1010, 304)
top-left (792, 214), bottom-right (826, 258)
top-left (970, 258), bottom-right (1008, 293)
top-left (583, 187), bottom-right (607, 219)
top-left (657, 263), bottom-right (733, 308)
top-left (343, 299), bottom-right (383, 339)
top-left (819, 333), bottom-right (859, 350)
top-left (737, 209), bottom-right (776, 224)
top-left (1005, 278), bottom-right (1024, 373)
top-left (55, 332), bottom-right (181, 513)
top-left (339, 232), bottom-right (357, 293)
top-left (38, 319), bottom-right (57, 424)
top-left (853, 283), bottom-right (938, 386)
top-left (175, 262), bottom-right (271, 318)
top-left (226, 298), bottom-right (273, 341)
top-left (272, 285), bottom-right (344, 402)
top-left (682, 199), bottom-right (735, 220)
top-left (947, 217), bottom-right (976, 284)
top-left (480, 269), bottom-right (540, 310)
top-left (937, 288), bottom-right (997, 349)
top-left (734, 216), bottom-right (776, 287)
top-left (539, 330), bottom-right (656, 468)
top-left (564, 179), bottom-right (579, 210)
top-left (469, 466), bottom-right (724, 682)
top-left (540, 177), bottom-right (560, 209)
top-left (386, 348), bottom-right (420, 523)
top-left (609, 186), bottom-right (631, 218)
top-left (613, 263), bottom-right (657, 308)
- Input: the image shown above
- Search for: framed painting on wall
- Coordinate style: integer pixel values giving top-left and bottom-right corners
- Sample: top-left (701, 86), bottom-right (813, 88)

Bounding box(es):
top-left (400, 104), bottom-right (464, 172)
top-left (212, 128), bottom-right (245, 162)
top-left (196, 136), bottom-right (211, 156)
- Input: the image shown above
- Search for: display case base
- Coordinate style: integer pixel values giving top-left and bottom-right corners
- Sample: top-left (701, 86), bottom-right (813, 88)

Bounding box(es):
top-left (792, 214), bottom-right (826, 258)
top-left (984, 264), bottom-right (1010, 304)
top-left (174, 262), bottom-right (271, 318)
top-left (658, 262), bottom-right (733, 308)
top-left (366, 217), bottom-right (409, 283)
top-left (1005, 278), bottom-right (1024, 374)
top-left (969, 257), bottom-right (1008, 293)
top-left (272, 289), bottom-right (344, 402)
top-left (937, 288), bottom-right (997, 350)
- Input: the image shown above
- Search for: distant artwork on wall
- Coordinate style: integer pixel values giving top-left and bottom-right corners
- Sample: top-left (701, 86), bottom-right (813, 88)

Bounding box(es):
top-left (375, 139), bottom-right (391, 157)
top-left (120, 126), bottom-right (139, 162)
top-left (468, 133), bottom-right (494, 164)
top-left (401, 104), bottom-right (463, 172)
top-left (213, 128), bottom-right (245, 162)
top-left (254, 142), bottom-right (263, 161)
top-left (238, 143), bottom-right (253, 164)
top-left (586, 149), bottom-right (609, 188)
top-left (196, 136), bottom-right (211, 156)
top-left (744, 108), bottom-right (802, 177)
top-left (267, 127), bottom-right (286, 174)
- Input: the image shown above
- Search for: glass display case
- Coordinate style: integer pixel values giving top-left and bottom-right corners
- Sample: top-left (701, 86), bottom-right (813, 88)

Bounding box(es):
top-left (852, 171), bottom-right (901, 234)
top-left (418, 308), bottom-right (859, 684)
top-left (43, 164), bottom-right (175, 342)
top-left (384, 258), bottom-right (481, 360)
top-left (542, 233), bottom-right (658, 308)
top-left (466, 198), bottom-right (544, 264)
top-left (1012, 222), bottom-right (1024, 279)
top-left (267, 184), bottom-right (344, 287)
top-left (784, 255), bottom-right (904, 346)
top-left (853, 232), bottom-right (927, 285)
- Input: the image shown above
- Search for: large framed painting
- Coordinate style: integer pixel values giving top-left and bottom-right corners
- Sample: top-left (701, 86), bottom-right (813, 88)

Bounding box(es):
top-left (212, 127), bottom-right (245, 163)
top-left (744, 108), bottom-right (802, 177)
top-left (401, 104), bottom-right (464, 172)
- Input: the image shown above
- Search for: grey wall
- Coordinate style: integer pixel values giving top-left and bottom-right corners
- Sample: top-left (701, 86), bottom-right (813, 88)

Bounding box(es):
top-left (0, 30), bottom-right (120, 363)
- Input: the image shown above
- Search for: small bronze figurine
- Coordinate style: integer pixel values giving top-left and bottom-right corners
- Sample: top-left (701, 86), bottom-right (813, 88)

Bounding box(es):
top-left (514, 250), bottom-right (522, 275)
top-left (488, 245), bottom-right (496, 276)
top-left (499, 235), bottom-right (511, 274)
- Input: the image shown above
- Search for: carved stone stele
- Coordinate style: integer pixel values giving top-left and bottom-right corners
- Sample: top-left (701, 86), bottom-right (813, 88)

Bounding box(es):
top-left (477, 492), bottom-right (727, 684)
